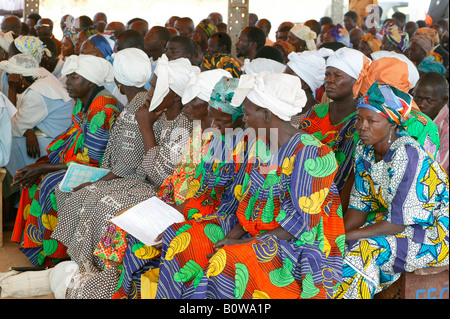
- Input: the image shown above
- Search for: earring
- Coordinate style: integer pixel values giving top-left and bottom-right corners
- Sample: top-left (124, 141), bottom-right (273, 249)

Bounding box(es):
top-left (388, 130), bottom-right (392, 144)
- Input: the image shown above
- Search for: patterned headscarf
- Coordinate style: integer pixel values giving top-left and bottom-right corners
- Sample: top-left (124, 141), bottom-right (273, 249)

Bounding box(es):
top-left (353, 51), bottom-right (419, 102)
top-left (290, 24), bottom-right (317, 50)
top-left (276, 40), bottom-right (296, 55)
top-left (63, 27), bottom-right (78, 47)
top-left (383, 22), bottom-right (409, 52)
top-left (326, 24), bottom-right (351, 47)
top-left (418, 56), bottom-right (446, 76)
top-left (357, 81), bottom-right (412, 136)
top-left (201, 53), bottom-right (242, 78)
top-left (410, 34), bottom-right (434, 56)
top-left (197, 21), bottom-right (218, 38)
top-left (209, 76), bottom-right (243, 123)
top-left (13, 36), bottom-right (52, 63)
top-left (360, 33), bottom-right (382, 53)
top-left (415, 27), bottom-right (440, 47)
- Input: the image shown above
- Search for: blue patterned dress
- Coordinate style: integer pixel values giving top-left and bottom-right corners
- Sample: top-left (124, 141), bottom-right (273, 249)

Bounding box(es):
top-left (335, 136), bottom-right (449, 299)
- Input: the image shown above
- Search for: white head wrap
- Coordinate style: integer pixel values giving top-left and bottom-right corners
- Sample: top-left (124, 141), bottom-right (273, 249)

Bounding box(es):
top-left (150, 54), bottom-right (200, 111)
top-left (287, 51), bottom-right (325, 92)
top-left (241, 58), bottom-right (286, 75)
top-left (289, 24), bottom-right (317, 51)
top-left (113, 48), bottom-right (152, 88)
top-left (370, 50), bottom-right (419, 89)
top-left (317, 47), bottom-right (335, 59)
top-left (0, 53), bottom-right (41, 79)
top-left (0, 31), bottom-right (14, 51)
top-left (182, 69), bottom-right (232, 104)
top-left (230, 72), bottom-right (307, 121)
top-left (61, 54), bottom-right (114, 86)
top-left (326, 47), bottom-right (371, 80)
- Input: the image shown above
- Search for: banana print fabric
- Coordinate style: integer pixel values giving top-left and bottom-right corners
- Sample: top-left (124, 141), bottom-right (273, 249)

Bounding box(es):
top-left (156, 132), bottom-right (345, 299)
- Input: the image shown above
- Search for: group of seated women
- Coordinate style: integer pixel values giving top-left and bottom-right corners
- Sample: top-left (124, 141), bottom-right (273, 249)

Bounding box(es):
top-left (0, 17), bottom-right (448, 300)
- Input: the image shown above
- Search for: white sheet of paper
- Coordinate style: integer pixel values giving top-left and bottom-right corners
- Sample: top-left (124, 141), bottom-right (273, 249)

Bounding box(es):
top-left (110, 196), bottom-right (185, 246)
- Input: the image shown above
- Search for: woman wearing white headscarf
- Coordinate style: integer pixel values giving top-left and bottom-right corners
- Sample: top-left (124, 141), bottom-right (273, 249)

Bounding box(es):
top-left (285, 50), bottom-right (326, 125)
top-left (0, 54), bottom-right (74, 176)
top-left (155, 72), bottom-right (345, 300)
top-left (51, 54), bottom-right (196, 299)
top-left (299, 47), bottom-right (372, 211)
top-left (11, 54), bottom-right (121, 268)
top-left (241, 57), bottom-right (286, 75)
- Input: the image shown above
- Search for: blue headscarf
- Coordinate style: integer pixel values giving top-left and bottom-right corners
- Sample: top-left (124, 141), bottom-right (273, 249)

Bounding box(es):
top-left (89, 34), bottom-right (115, 64)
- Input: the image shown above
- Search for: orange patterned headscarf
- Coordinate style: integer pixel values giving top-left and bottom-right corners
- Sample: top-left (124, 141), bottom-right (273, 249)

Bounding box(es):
top-left (352, 56), bottom-right (421, 111)
top-left (360, 33), bottom-right (382, 53)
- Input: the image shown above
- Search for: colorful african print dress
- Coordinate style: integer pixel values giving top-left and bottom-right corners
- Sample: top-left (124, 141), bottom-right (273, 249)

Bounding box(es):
top-left (11, 87), bottom-right (120, 267)
top-left (334, 137), bottom-right (449, 299)
top-left (300, 103), bottom-right (357, 192)
top-left (156, 132), bottom-right (346, 299)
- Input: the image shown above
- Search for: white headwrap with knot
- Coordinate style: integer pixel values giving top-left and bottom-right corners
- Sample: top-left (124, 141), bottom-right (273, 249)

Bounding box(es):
top-left (150, 54), bottom-right (200, 111)
top-left (113, 48), bottom-right (152, 88)
top-left (326, 47), bottom-right (371, 80)
top-left (182, 68), bottom-right (232, 104)
top-left (230, 72), bottom-right (307, 121)
top-left (61, 54), bottom-right (115, 86)
top-left (241, 58), bottom-right (286, 75)
top-left (289, 24), bottom-right (317, 51)
top-left (287, 51), bottom-right (326, 92)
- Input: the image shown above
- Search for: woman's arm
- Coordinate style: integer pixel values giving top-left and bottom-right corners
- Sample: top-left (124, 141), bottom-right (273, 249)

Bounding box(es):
top-left (12, 162), bottom-right (68, 188)
top-left (344, 208), bottom-right (406, 241)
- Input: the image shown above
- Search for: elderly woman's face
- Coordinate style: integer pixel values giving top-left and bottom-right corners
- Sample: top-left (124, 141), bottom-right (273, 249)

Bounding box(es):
top-left (208, 105), bottom-right (234, 135)
top-left (324, 66), bottom-right (355, 100)
top-left (65, 72), bottom-right (92, 99)
top-left (183, 97), bottom-right (209, 121)
top-left (355, 107), bottom-right (393, 147)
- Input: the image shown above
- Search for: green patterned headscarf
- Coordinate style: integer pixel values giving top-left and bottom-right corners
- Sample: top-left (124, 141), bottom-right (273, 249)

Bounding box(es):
top-left (209, 76), bottom-right (243, 123)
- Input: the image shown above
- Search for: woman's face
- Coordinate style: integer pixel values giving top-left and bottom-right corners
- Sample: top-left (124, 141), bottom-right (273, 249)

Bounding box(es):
top-left (80, 40), bottom-right (103, 57)
top-left (242, 98), bottom-right (267, 131)
top-left (74, 31), bottom-right (87, 55)
top-left (65, 72), bottom-right (92, 99)
top-left (408, 41), bottom-right (427, 65)
top-left (324, 66), bottom-right (355, 100)
top-left (355, 107), bottom-right (393, 147)
top-left (146, 75), bottom-right (177, 112)
top-left (287, 31), bottom-right (306, 52)
top-left (183, 96), bottom-right (209, 121)
top-left (61, 37), bottom-right (75, 57)
top-left (207, 105), bottom-right (234, 135)
top-left (358, 40), bottom-right (373, 58)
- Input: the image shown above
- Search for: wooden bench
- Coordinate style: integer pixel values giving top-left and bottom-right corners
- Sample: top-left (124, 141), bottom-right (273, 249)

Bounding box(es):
top-left (375, 266), bottom-right (449, 299)
top-left (0, 167), bottom-right (6, 247)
